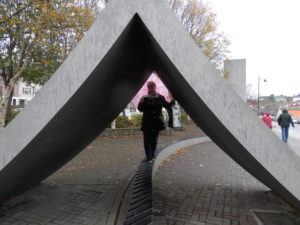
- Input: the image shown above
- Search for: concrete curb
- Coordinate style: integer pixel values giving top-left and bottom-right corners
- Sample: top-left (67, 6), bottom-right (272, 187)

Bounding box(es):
top-left (152, 136), bottom-right (212, 179)
top-left (106, 171), bottom-right (136, 225)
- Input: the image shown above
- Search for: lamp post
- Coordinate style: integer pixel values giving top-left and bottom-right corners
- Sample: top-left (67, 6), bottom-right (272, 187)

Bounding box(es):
top-left (257, 76), bottom-right (267, 116)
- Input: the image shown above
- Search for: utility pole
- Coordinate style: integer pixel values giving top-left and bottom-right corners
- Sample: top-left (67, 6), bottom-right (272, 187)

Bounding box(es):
top-left (257, 77), bottom-right (260, 116)
top-left (257, 76), bottom-right (267, 116)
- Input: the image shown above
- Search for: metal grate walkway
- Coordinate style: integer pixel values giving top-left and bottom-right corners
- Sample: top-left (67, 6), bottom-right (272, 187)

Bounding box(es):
top-left (123, 160), bottom-right (153, 225)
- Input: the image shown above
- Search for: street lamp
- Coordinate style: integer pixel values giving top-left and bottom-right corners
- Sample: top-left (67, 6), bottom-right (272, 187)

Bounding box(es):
top-left (257, 76), bottom-right (267, 116)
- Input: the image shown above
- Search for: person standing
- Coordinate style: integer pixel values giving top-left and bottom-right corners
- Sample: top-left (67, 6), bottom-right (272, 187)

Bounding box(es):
top-left (261, 112), bottom-right (272, 129)
top-left (138, 81), bottom-right (174, 162)
top-left (277, 109), bottom-right (294, 143)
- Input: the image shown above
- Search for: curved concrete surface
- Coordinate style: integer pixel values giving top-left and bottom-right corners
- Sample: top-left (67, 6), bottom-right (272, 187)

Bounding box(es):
top-left (1, 0), bottom-right (300, 209)
top-left (152, 136), bottom-right (211, 178)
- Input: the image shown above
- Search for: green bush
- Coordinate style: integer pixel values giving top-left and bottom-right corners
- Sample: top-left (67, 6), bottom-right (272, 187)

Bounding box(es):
top-left (131, 114), bottom-right (142, 127)
top-left (6, 110), bottom-right (20, 124)
top-left (115, 115), bottom-right (132, 128)
top-left (181, 113), bottom-right (188, 121)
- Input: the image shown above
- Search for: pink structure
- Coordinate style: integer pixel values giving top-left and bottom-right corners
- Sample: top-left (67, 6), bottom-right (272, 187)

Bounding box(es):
top-left (132, 73), bottom-right (170, 107)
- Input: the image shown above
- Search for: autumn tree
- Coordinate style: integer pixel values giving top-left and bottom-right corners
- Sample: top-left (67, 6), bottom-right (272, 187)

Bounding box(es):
top-left (94, 0), bottom-right (230, 68)
top-left (0, 0), bottom-right (97, 128)
top-left (168, 0), bottom-right (230, 70)
top-left (0, 0), bottom-right (230, 128)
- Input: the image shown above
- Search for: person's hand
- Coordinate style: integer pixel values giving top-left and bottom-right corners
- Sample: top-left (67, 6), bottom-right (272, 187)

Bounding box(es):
top-left (139, 96), bottom-right (145, 103)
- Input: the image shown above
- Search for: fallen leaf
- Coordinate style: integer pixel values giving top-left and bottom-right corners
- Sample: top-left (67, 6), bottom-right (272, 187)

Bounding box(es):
top-left (174, 148), bottom-right (187, 155)
top-left (132, 165), bottom-right (138, 170)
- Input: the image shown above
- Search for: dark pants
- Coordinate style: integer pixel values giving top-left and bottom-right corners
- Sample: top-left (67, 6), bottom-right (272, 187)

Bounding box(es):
top-left (143, 131), bottom-right (159, 161)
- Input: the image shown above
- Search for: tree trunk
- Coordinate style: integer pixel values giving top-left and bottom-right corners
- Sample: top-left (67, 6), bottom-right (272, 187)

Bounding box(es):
top-left (0, 85), bottom-right (14, 128)
top-left (5, 90), bottom-right (13, 123)
top-left (0, 60), bottom-right (28, 129)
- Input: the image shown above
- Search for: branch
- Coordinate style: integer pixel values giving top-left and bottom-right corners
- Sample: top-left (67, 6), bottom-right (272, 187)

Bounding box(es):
top-left (8, 58), bottom-right (29, 88)
top-left (0, 0), bottom-right (37, 25)
top-left (16, 37), bottom-right (30, 72)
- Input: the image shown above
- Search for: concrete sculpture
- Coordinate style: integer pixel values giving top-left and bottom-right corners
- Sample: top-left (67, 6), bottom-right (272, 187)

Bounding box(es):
top-left (224, 59), bottom-right (246, 101)
top-left (0, 0), bottom-right (300, 209)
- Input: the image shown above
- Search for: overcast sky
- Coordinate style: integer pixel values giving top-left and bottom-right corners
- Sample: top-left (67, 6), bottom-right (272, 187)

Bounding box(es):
top-left (204, 0), bottom-right (300, 97)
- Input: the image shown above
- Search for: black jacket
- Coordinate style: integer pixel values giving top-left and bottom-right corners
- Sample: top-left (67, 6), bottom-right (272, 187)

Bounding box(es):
top-left (277, 112), bottom-right (294, 128)
top-left (138, 94), bottom-right (174, 132)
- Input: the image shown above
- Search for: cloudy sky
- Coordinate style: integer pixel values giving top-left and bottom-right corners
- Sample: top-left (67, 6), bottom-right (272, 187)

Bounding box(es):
top-left (204, 0), bottom-right (300, 97)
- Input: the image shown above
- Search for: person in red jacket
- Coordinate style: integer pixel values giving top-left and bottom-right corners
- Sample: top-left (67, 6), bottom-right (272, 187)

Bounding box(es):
top-left (262, 112), bottom-right (272, 129)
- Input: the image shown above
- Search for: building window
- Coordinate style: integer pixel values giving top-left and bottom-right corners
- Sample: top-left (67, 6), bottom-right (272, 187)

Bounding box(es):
top-left (19, 99), bottom-right (25, 107)
top-left (34, 88), bottom-right (40, 94)
top-left (22, 87), bottom-right (32, 95)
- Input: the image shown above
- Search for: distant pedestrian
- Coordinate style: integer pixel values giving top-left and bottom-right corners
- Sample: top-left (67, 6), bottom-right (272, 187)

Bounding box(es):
top-left (261, 112), bottom-right (272, 129)
top-left (138, 81), bottom-right (175, 162)
top-left (277, 109), bottom-right (295, 143)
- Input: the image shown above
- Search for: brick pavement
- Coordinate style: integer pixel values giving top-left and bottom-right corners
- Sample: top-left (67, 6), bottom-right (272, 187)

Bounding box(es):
top-left (1, 123), bottom-right (299, 225)
top-left (153, 142), bottom-right (300, 225)
top-left (0, 183), bottom-right (124, 225)
top-left (0, 124), bottom-right (202, 225)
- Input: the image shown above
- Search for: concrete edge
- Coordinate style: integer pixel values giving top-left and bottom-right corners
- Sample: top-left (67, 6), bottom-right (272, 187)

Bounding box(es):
top-left (152, 136), bottom-right (212, 178)
top-left (250, 209), bottom-right (294, 225)
top-left (105, 170), bottom-right (136, 225)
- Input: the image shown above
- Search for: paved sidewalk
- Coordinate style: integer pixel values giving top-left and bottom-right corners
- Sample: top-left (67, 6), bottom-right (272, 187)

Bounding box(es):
top-left (0, 124), bottom-right (203, 225)
top-left (272, 122), bottom-right (300, 156)
top-left (0, 123), bottom-right (300, 224)
top-left (0, 183), bottom-right (119, 225)
top-left (153, 141), bottom-right (300, 225)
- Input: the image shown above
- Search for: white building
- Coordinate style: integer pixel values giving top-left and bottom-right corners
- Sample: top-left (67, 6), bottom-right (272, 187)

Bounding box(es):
top-left (0, 80), bottom-right (42, 108)
top-left (293, 97), bottom-right (300, 102)
top-left (12, 82), bottom-right (41, 107)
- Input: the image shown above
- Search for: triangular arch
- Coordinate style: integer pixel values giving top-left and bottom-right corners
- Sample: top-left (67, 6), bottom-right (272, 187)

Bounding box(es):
top-left (0, 0), bottom-right (300, 210)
